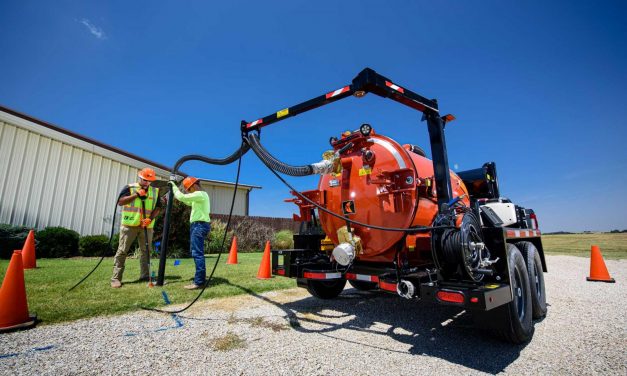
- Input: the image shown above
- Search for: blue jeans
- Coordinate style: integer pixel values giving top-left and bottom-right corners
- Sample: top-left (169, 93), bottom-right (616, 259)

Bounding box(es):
top-left (190, 222), bottom-right (210, 286)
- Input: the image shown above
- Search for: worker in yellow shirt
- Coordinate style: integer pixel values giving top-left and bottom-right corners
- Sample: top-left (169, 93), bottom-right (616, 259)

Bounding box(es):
top-left (169, 176), bottom-right (210, 290)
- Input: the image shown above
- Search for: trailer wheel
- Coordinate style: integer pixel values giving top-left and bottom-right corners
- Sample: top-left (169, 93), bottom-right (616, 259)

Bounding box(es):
top-left (474, 243), bottom-right (533, 343)
top-left (348, 280), bottom-right (377, 291)
top-left (516, 241), bottom-right (547, 319)
top-left (306, 279), bottom-right (347, 299)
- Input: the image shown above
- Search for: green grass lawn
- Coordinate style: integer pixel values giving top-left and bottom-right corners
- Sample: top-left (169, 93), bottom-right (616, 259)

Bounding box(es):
top-left (1, 233), bottom-right (624, 326)
top-left (542, 233), bottom-right (627, 259)
top-left (0, 253), bottom-right (296, 325)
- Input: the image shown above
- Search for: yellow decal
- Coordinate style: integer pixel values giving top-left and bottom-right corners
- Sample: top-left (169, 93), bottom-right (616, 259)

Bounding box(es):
top-left (277, 108), bottom-right (289, 118)
top-left (485, 284), bottom-right (500, 289)
top-left (359, 167), bottom-right (372, 176)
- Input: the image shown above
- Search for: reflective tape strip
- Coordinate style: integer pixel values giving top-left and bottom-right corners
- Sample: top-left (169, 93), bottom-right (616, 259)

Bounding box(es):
top-left (368, 138), bottom-right (406, 169)
top-left (385, 81), bottom-right (405, 94)
top-left (325, 86), bottom-right (350, 99)
top-left (246, 119), bottom-right (263, 128)
top-left (379, 281), bottom-right (397, 292)
top-left (345, 273), bottom-right (379, 282)
top-left (303, 272), bottom-right (342, 280)
top-left (506, 229), bottom-right (542, 238)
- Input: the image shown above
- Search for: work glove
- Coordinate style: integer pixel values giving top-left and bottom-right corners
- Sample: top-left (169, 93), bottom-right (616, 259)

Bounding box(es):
top-left (136, 188), bottom-right (147, 199)
top-left (141, 218), bottom-right (152, 228)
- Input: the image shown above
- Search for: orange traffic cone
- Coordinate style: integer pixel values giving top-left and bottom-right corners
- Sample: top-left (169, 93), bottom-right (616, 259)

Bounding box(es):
top-left (0, 251), bottom-right (37, 333)
top-left (587, 245), bottom-right (615, 283)
top-left (22, 230), bottom-right (37, 269)
top-left (226, 236), bottom-right (238, 265)
top-left (256, 241), bottom-right (272, 279)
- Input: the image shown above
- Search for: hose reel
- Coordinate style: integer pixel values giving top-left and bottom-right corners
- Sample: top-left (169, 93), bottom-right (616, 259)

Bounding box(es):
top-left (433, 211), bottom-right (489, 282)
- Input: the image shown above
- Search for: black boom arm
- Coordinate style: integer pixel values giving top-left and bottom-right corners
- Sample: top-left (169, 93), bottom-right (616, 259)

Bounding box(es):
top-left (240, 67), bottom-right (454, 210)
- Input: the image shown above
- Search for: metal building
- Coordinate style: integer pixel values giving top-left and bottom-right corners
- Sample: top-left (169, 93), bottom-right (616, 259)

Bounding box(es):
top-left (0, 105), bottom-right (258, 235)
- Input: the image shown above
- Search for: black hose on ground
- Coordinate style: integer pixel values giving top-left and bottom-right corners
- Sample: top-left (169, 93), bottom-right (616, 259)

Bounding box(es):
top-left (246, 133), bottom-right (314, 176)
top-left (68, 203), bottom-right (119, 291)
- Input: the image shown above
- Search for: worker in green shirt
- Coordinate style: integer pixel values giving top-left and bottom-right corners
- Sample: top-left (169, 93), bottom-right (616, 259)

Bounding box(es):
top-left (169, 176), bottom-right (210, 290)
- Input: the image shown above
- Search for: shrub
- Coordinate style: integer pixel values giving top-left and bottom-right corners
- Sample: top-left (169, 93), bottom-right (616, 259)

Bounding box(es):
top-left (153, 200), bottom-right (190, 257)
top-left (272, 229), bottom-right (294, 250)
top-left (206, 219), bottom-right (235, 254)
top-left (0, 223), bottom-right (32, 259)
top-left (233, 218), bottom-right (274, 252)
top-left (79, 235), bottom-right (115, 257)
top-left (36, 227), bottom-right (80, 258)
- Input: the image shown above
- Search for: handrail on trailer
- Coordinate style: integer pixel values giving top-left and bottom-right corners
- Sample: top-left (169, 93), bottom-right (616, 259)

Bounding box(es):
top-left (240, 67), bottom-right (456, 211)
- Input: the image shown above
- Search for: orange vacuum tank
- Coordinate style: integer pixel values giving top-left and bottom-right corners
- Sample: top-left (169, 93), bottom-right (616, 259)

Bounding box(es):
top-left (316, 129), bottom-right (470, 263)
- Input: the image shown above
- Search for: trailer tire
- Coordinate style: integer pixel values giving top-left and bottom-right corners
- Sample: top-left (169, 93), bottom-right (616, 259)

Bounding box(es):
top-left (306, 279), bottom-right (346, 299)
top-left (348, 280), bottom-right (377, 291)
top-left (516, 241), bottom-right (547, 319)
top-left (474, 243), bottom-right (533, 343)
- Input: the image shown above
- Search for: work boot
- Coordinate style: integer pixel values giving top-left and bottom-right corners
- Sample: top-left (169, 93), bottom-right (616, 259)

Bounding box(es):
top-left (183, 284), bottom-right (201, 290)
top-left (111, 280), bottom-right (122, 288)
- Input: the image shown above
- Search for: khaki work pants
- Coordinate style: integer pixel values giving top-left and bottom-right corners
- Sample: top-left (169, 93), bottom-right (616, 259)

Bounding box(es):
top-left (111, 225), bottom-right (153, 282)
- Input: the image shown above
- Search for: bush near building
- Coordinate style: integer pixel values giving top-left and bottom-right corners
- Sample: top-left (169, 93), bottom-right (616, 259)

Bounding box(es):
top-left (79, 235), bottom-right (117, 257)
top-left (0, 214), bottom-right (295, 259)
top-left (0, 223), bottom-right (31, 259)
top-left (36, 227), bottom-right (80, 258)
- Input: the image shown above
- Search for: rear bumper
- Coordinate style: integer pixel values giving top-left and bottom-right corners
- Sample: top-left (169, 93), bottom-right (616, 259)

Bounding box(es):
top-left (272, 249), bottom-right (512, 311)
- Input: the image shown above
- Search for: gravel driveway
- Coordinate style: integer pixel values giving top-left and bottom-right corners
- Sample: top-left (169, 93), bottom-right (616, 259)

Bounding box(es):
top-left (1, 255), bottom-right (625, 375)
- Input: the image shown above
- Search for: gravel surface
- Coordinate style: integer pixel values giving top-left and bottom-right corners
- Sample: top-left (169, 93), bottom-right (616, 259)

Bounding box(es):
top-left (1, 255), bottom-right (625, 375)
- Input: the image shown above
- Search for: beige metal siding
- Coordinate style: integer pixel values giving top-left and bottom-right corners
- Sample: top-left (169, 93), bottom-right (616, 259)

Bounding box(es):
top-left (199, 183), bottom-right (248, 216)
top-left (0, 114), bottom-right (166, 235)
top-left (0, 109), bottom-right (255, 235)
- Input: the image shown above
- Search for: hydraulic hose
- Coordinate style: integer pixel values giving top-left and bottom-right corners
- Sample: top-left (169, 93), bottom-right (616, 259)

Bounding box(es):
top-left (246, 133), bottom-right (314, 176)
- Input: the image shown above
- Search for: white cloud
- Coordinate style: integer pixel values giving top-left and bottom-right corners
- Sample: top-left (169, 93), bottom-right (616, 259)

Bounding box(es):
top-left (79, 18), bottom-right (106, 40)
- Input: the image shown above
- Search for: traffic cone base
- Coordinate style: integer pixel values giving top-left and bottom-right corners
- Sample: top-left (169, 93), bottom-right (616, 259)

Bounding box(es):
top-left (587, 245), bottom-right (615, 283)
top-left (0, 251), bottom-right (38, 333)
top-left (0, 315), bottom-right (37, 333)
top-left (22, 230), bottom-right (37, 269)
top-left (257, 241), bottom-right (272, 280)
top-left (227, 236), bottom-right (238, 265)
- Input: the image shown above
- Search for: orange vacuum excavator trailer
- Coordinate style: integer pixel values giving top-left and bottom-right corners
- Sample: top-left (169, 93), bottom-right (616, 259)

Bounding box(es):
top-left (243, 68), bottom-right (547, 344)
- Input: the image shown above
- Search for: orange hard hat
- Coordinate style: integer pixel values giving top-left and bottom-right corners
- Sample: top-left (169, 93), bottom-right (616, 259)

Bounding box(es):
top-left (183, 176), bottom-right (200, 190)
top-left (138, 168), bottom-right (157, 182)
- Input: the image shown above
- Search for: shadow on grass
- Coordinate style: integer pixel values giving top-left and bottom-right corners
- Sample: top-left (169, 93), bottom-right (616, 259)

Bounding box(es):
top-left (125, 275), bottom-right (183, 284)
top-left (182, 279), bottom-right (530, 374)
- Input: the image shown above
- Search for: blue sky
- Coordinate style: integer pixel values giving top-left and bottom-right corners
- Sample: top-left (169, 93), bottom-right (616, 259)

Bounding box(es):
top-left (1, 1), bottom-right (625, 232)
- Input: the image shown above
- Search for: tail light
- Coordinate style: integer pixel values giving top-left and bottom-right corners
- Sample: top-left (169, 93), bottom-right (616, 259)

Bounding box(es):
top-left (530, 213), bottom-right (539, 229)
top-left (436, 290), bottom-right (465, 304)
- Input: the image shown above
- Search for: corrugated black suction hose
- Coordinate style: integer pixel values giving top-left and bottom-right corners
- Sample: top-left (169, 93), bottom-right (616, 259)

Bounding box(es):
top-left (246, 133), bottom-right (314, 176)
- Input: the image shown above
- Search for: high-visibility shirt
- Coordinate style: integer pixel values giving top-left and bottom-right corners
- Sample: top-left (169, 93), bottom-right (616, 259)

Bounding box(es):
top-left (121, 183), bottom-right (159, 228)
top-left (171, 184), bottom-right (210, 223)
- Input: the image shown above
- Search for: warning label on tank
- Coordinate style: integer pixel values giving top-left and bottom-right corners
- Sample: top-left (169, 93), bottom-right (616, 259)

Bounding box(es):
top-left (358, 167), bottom-right (372, 176)
top-left (342, 200), bottom-right (356, 215)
